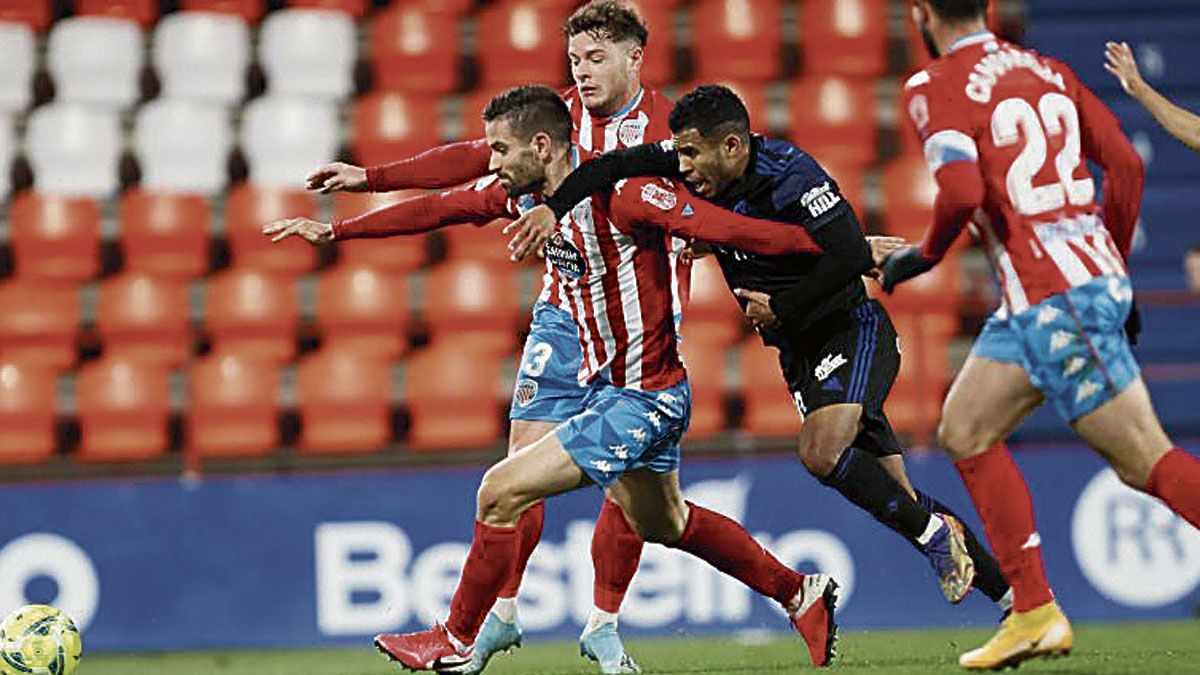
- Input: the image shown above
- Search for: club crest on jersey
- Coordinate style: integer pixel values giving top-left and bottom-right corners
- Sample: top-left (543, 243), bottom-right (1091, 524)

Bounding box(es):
top-left (514, 379), bottom-right (539, 407)
top-left (545, 232), bottom-right (585, 279)
top-left (618, 112), bottom-right (649, 147)
top-left (641, 182), bottom-right (677, 211)
top-left (800, 182), bottom-right (841, 218)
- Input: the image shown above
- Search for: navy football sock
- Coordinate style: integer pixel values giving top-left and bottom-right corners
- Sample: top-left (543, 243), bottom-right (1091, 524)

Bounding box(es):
top-left (820, 447), bottom-right (931, 541)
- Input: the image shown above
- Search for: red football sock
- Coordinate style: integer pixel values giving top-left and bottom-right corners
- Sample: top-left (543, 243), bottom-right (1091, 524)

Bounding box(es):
top-left (671, 502), bottom-right (802, 607)
top-left (592, 499), bottom-right (644, 613)
top-left (446, 521), bottom-right (518, 644)
top-left (955, 443), bottom-right (1054, 613)
top-left (1146, 448), bottom-right (1200, 529)
top-left (498, 501), bottom-right (544, 598)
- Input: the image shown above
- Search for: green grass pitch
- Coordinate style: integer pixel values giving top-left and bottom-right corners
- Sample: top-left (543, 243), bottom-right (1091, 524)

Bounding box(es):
top-left (81, 621), bottom-right (1199, 675)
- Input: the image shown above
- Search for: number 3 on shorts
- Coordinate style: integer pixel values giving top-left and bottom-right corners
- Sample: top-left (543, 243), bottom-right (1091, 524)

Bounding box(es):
top-left (524, 342), bottom-right (554, 377)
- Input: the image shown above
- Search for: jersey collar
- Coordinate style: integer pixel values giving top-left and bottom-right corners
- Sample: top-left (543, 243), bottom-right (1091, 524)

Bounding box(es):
top-left (948, 30), bottom-right (995, 54)
top-left (592, 85), bottom-right (644, 124)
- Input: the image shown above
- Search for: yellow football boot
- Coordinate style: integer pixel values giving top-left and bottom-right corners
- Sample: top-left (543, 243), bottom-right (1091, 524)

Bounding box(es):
top-left (959, 601), bottom-right (1073, 671)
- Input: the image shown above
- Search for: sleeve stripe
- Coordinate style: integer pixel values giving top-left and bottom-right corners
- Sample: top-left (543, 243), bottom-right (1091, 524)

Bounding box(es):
top-left (923, 129), bottom-right (979, 173)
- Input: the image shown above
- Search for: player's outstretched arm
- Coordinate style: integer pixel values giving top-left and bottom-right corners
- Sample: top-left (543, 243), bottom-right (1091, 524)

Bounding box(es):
top-left (1106, 41), bottom-right (1200, 153)
top-left (308, 140), bottom-right (493, 194)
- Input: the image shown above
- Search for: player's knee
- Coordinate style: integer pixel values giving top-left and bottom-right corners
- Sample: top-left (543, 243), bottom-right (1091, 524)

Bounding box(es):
top-left (936, 419), bottom-right (990, 460)
top-left (635, 516), bottom-right (685, 545)
top-left (797, 438), bottom-right (840, 478)
top-left (476, 471), bottom-right (521, 523)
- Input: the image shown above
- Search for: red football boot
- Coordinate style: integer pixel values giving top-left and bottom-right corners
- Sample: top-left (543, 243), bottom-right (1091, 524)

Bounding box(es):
top-left (788, 574), bottom-right (840, 667)
top-left (375, 624), bottom-right (473, 672)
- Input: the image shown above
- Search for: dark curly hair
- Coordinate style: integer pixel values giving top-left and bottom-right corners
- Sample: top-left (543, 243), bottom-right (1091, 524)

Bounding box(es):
top-left (668, 85), bottom-right (751, 142)
top-left (563, 1), bottom-right (649, 48)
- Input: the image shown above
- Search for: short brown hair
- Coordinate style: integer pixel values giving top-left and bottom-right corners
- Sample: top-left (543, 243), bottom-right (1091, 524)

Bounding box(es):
top-left (563, 1), bottom-right (648, 48)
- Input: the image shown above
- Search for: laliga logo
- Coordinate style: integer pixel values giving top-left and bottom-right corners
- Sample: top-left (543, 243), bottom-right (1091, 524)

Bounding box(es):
top-left (1072, 468), bottom-right (1200, 608)
top-left (0, 533), bottom-right (99, 630)
top-left (315, 474), bottom-right (855, 635)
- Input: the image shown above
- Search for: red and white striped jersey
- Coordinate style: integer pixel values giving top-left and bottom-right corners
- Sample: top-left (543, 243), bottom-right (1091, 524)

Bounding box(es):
top-left (902, 32), bottom-right (1142, 315)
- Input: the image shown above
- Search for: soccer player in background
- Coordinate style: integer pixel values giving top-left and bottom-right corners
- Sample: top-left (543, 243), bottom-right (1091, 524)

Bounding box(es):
top-left (366, 85), bottom-right (840, 672)
top-left (298, 4), bottom-right (676, 672)
top-left (1104, 40), bottom-right (1200, 153)
top-left (506, 86), bottom-right (1016, 615)
top-left (882, 0), bottom-right (1200, 669)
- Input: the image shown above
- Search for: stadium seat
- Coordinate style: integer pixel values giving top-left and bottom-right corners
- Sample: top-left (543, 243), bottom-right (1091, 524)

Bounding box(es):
top-left (47, 16), bottom-right (144, 108)
top-left (118, 189), bottom-right (211, 282)
top-left (75, 0), bottom-right (158, 29)
top-left (819, 157), bottom-right (866, 222)
top-left (789, 76), bottom-right (877, 169)
top-left (737, 339), bottom-right (799, 437)
top-left (333, 191), bottom-right (428, 274)
top-left (96, 273), bottom-right (192, 368)
top-left (0, 282), bottom-right (79, 373)
top-left (9, 191), bottom-right (101, 284)
top-left (0, 114), bottom-right (13, 200)
top-left (153, 11), bottom-right (251, 106)
top-left (476, 1), bottom-right (569, 89)
top-left (1137, 304), bottom-right (1200, 363)
top-left (691, 0), bottom-right (783, 83)
top-left (224, 183), bottom-right (318, 276)
top-left (259, 9), bottom-right (356, 101)
top-left (1107, 96), bottom-right (1200, 182)
top-left (884, 308), bottom-right (956, 439)
top-left (297, 348), bottom-right (393, 454)
top-left (368, 4), bottom-right (462, 94)
top-left (240, 95), bottom-right (339, 187)
top-left (135, 98), bottom-right (233, 194)
top-left (403, 344), bottom-right (503, 451)
top-left (76, 356), bottom-right (170, 462)
top-left (883, 252), bottom-right (963, 313)
top-left (682, 256), bottom-right (742, 348)
top-left (204, 269), bottom-right (298, 364)
top-left (26, 103), bottom-right (121, 197)
top-left (422, 260), bottom-right (521, 355)
top-left (0, 0), bottom-right (51, 32)
top-left (1028, 17), bottom-right (1200, 94)
top-left (316, 264), bottom-right (409, 360)
top-left (0, 22), bottom-right (34, 113)
top-left (287, 0), bottom-right (367, 18)
top-left (0, 359), bottom-right (57, 464)
top-left (180, 0), bottom-right (264, 23)
top-left (881, 155), bottom-right (937, 241)
top-left (678, 334), bottom-right (726, 441)
top-left (442, 221), bottom-right (514, 266)
top-left (800, 0), bottom-right (888, 77)
top-left (622, 0), bottom-right (675, 86)
top-left (350, 91), bottom-right (443, 167)
top-left (188, 352), bottom-right (279, 458)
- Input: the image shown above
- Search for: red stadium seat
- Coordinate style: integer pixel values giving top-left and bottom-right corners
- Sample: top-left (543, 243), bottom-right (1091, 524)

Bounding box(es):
top-left (119, 189), bottom-right (210, 282)
top-left (800, 0), bottom-right (888, 77)
top-left (9, 192), bottom-right (101, 285)
top-left (443, 221), bottom-right (513, 266)
top-left (403, 344), bottom-right (503, 451)
top-left (188, 352), bottom-right (279, 458)
top-left (96, 273), bottom-right (192, 368)
top-left (75, 0), bottom-right (158, 29)
top-left (287, 0), bottom-right (367, 18)
top-left (881, 252), bottom-right (964, 312)
top-left (0, 359), bottom-right (57, 464)
top-left (789, 76), bottom-right (877, 170)
top-left (297, 348), bottom-right (392, 454)
top-left (819, 157), bottom-right (867, 222)
top-left (333, 190), bottom-right (428, 274)
top-left (476, 0), bottom-right (569, 89)
top-left (622, 0), bottom-right (675, 86)
top-left (691, 0), bottom-right (783, 83)
top-left (678, 335), bottom-right (726, 441)
top-left (682, 256), bottom-right (742, 347)
top-left (76, 357), bottom-right (170, 462)
top-left (0, 0), bottom-right (51, 32)
top-left (351, 91), bottom-right (443, 167)
top-left (882, 155), bottom-right (937, 241)
top-left (884, 309), bottom-right (957, 441)
top-left (181, 0), bottom-right (265, 23)
top-left (204, 269), bottom-right (297, 364)
top-left (317, 264), bottom-right (409, 360)
top-left (369, 4), bottom-right (463, 94)
top-left (422, 260), bottom-right (521, 355)
top-left (737, 338), bottom-right (799, 437)
top-left (224, 183), bottom-right (318, 277)
top-left (0, 282), bottom-right (80, 373)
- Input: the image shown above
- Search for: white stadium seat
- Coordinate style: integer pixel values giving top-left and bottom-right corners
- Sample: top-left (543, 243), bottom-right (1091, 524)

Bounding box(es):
top-left (0, 114), bottom-right (13, 199)
top-left (259, 9), bottom-right (357, 101)
top-left (0, 22), bottom-right (35, 113)
top-left (153, 12), bottom-right (250, 106)
top-left (47, 16), bottom-right (144, 109)
top-left (136, 98), bottom-right (233, 194)
top-left (27, 102), bottom-right (122, 197)
top-left (239, 95), bottom-right (339, 187)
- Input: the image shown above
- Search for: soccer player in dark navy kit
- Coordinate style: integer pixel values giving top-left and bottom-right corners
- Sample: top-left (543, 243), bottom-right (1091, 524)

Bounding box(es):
top-left (508, 85), bottom-right (1013, 613)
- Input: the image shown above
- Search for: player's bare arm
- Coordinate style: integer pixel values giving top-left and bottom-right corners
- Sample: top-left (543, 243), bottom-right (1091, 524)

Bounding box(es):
top-left (1105, 41), bottom-right (1200, 152)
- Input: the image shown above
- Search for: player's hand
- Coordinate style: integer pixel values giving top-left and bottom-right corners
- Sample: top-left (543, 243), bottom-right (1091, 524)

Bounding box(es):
top-left (879, 245), bottom-right (936, 293)
top-left (867, 236), bottom-right (906, 268)
top-left (262, 217), bottom-right (334, 245)
top-left (681, 241), bottom-right (711, 263)
top-left (1104, 41), bottom-right (1147, 99)
top-left (504, 204), bottom-right (556, 261)
top-left (305, 162), bottom-right (369, 194)
top-left (734, 288), bottom-right (780, 330)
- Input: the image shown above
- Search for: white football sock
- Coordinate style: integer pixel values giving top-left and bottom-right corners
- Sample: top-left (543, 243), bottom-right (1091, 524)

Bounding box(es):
top-left (584, 607), bottom-right (619, 634)
top-left (915, 514), bottom-right (946, 546)
top-left (998, 588), bottom-right (1014, 613)
top-left (492, 597), bottom-right (519, 624)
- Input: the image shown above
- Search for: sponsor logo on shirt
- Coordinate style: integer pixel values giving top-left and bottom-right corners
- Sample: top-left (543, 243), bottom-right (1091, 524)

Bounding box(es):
top-left (545, 232), bottom-right (585, 279)
top-left (800, 181), bottom-right (842, 218)
top-left (814, 353), bottom-right (848, 382)
top-left (641, 183), bottom-right (678, 211)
